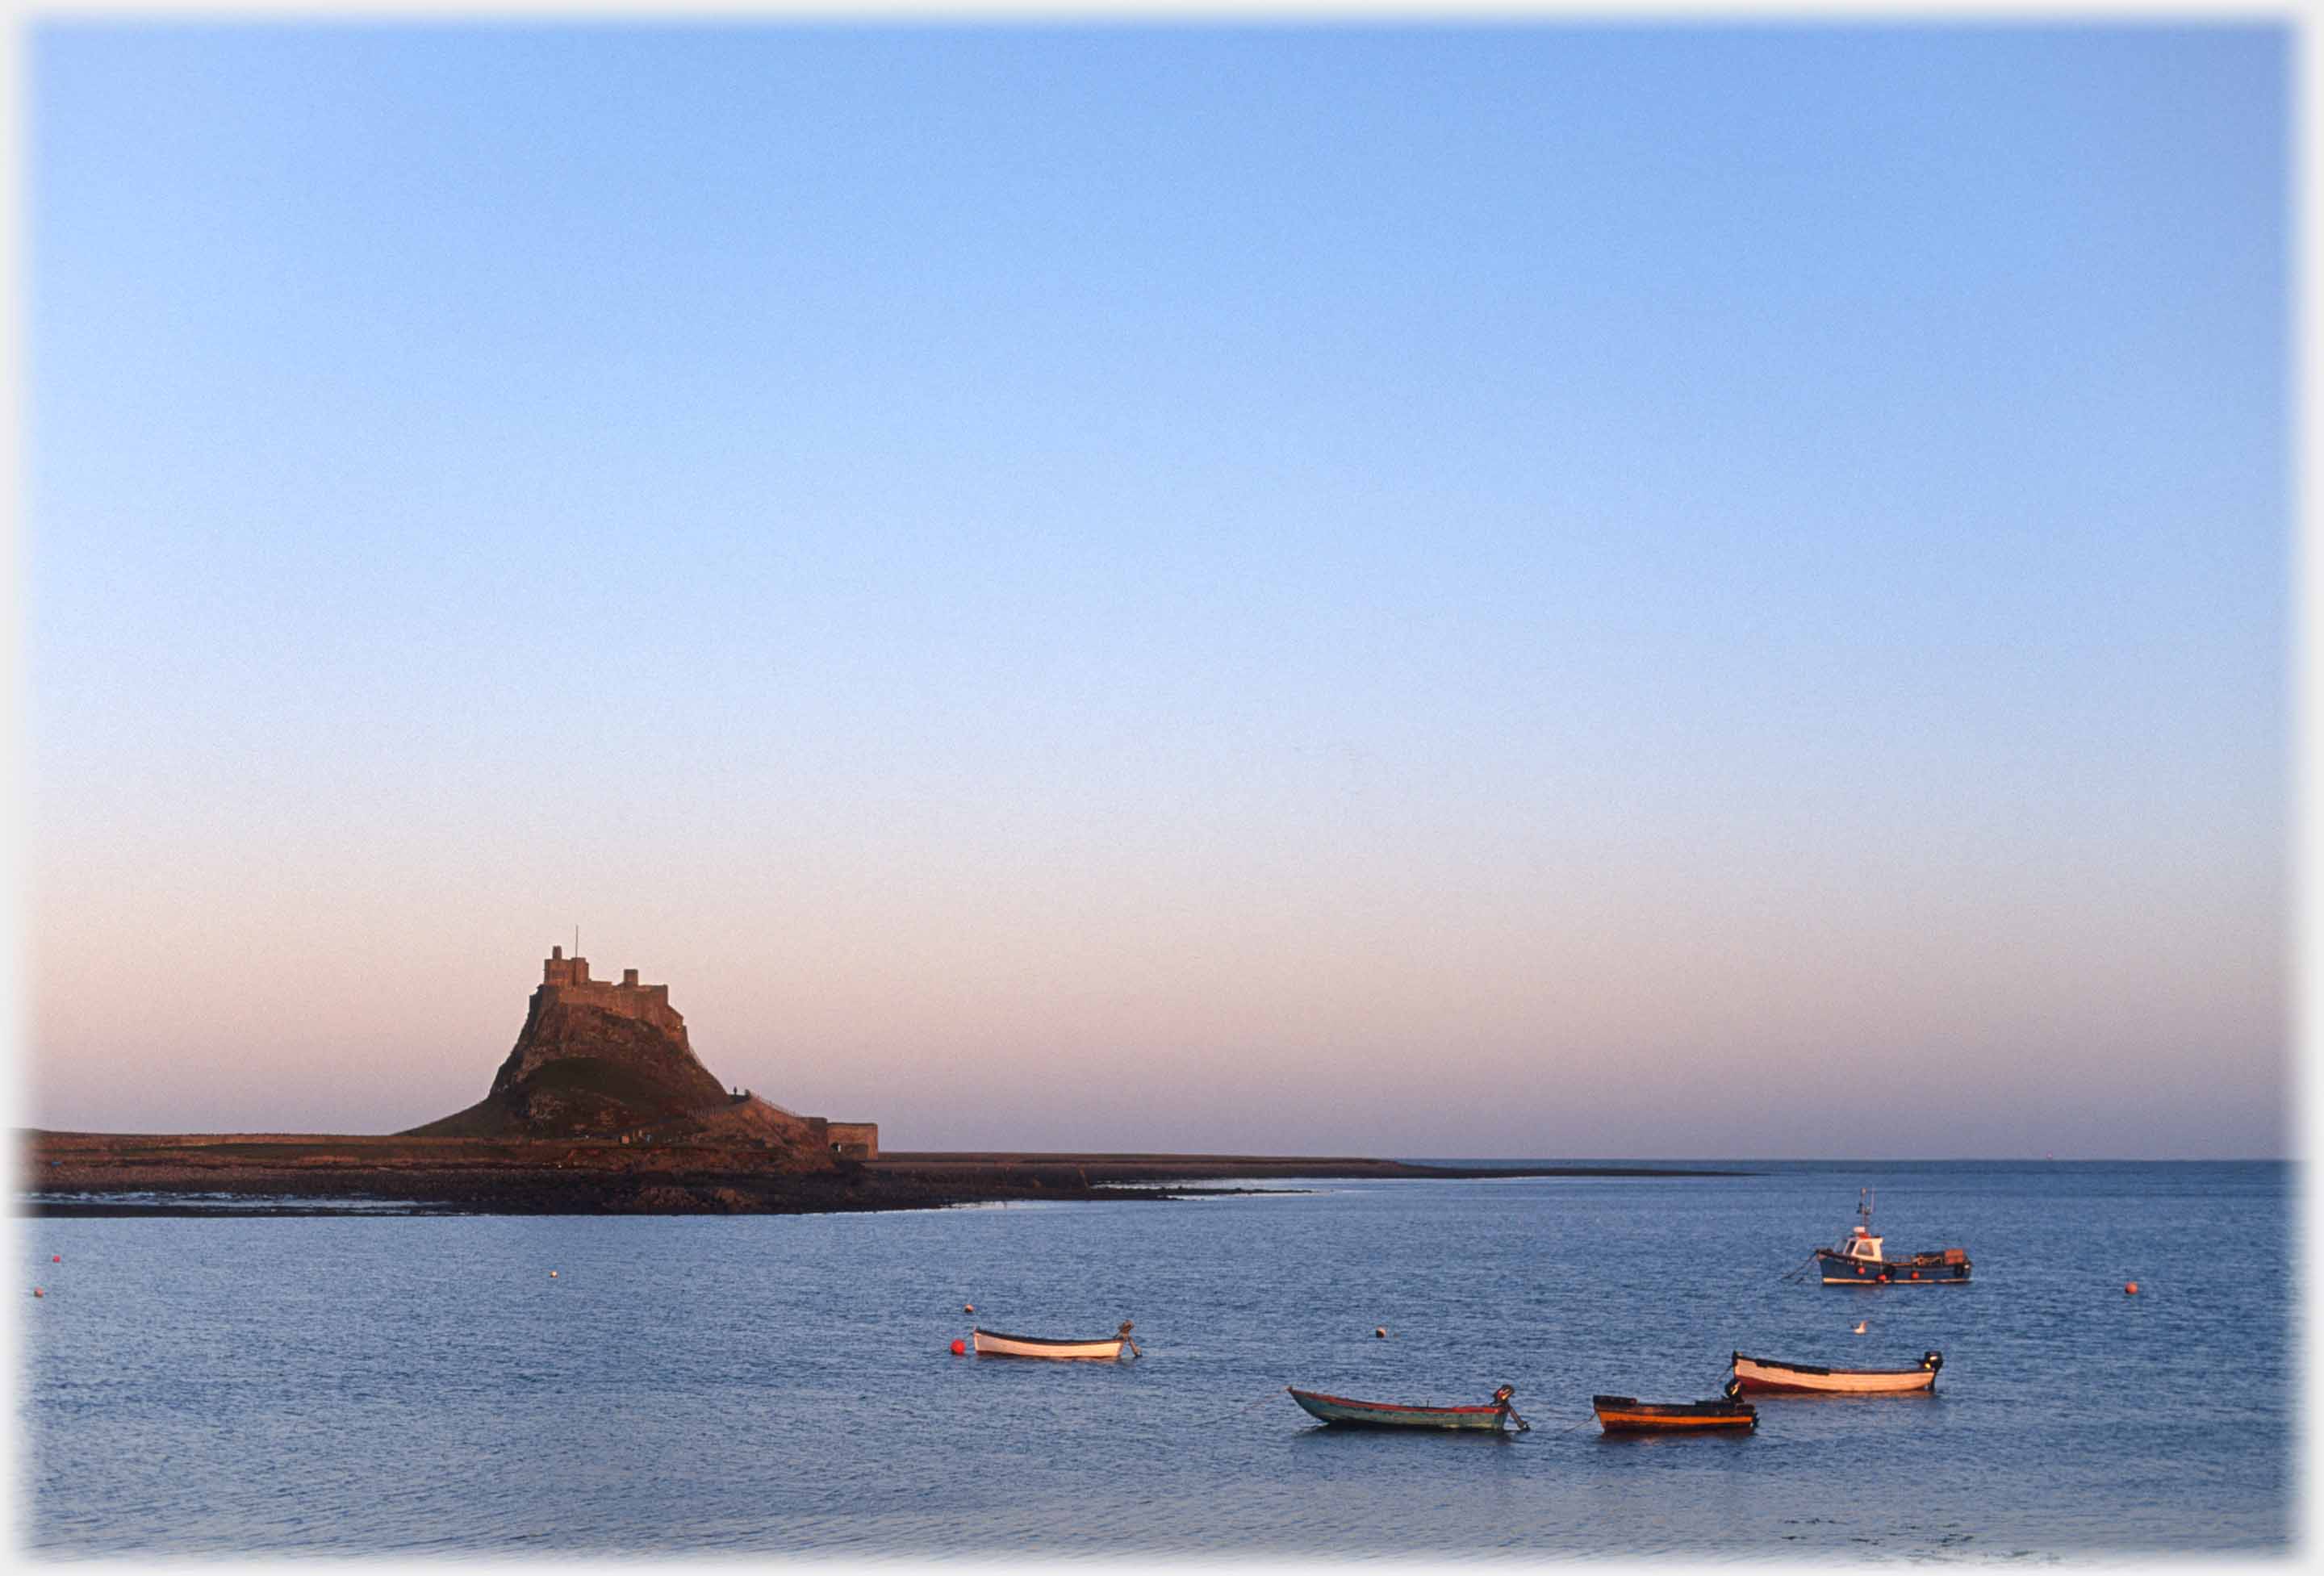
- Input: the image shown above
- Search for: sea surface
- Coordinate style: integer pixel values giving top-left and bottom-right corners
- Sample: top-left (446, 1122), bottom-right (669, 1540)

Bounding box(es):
top-left (19, 1160), bottom-right (2294, 1558)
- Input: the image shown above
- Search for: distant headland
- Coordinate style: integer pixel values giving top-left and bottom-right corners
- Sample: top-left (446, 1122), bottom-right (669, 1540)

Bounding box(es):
top-left (23, 945), bottom-right (1749, 1214)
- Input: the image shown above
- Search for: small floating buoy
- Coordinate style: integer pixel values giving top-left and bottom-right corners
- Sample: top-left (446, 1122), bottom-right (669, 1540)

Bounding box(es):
top-left (32, 1287), bottom-right (43, 1298)
top-left (51, 1255), bottom-right (61, 1263)
top-left (951, 1338), bottom-right (967, 1356)
top-left (963, 1302), bottom-right (973, 1313)
top-left (1853, 1320), bottom-right (1867, 1334)
top-left (549, 1271), bottom-right (558, 1279)
top-left (1374, 1327), bottom-right (1387, 1339)
top-left (2125, 1281), bottom-right (2139, 1295)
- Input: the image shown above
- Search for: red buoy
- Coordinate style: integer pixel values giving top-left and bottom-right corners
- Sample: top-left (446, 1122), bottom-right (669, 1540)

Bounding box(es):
top-left (2125, 1281), bottom-right (2140, 1295)
top-left (951, 1338), bottom-right (967, 1356)
top-left (51, 1255), bottom-right (60, 1264)
top-left (32, 1287), bottom-right (43, 1298)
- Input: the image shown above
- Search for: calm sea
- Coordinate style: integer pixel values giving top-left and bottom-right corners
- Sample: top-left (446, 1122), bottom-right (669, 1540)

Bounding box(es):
top-left (19, 1160), bottom-right (2293, 1557)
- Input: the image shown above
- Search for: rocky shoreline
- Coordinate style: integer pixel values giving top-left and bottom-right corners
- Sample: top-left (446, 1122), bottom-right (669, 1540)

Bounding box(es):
top-left (21, 1132), bottom-right (1749, 1216)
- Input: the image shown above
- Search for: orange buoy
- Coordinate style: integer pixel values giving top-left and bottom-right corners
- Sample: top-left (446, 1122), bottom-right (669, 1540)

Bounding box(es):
top-left (549, 1271), bottom-right (558, 1279)
top-left (32, 1287), bottom-right (43, 1298)
top-left (951, 1338), bottom-right (967, 1356)
top-left (1374, 1327), bottom-right (1387, 1338)
top-left (963, 1302), bottom-right (973, 1313)
top-left (2125, 1281), bottom-right (2139, 1294)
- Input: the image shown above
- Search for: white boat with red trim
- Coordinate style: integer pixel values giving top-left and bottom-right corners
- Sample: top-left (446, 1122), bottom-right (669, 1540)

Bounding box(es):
top-left (1730, 1350), bottom-right (1944, 1394)
top-left (970, 1322), bottom-right (1139, 1360)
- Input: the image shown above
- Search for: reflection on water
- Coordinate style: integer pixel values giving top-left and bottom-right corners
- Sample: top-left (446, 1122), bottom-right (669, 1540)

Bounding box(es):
top-left (30, 1191), bottom-right (439, 1211)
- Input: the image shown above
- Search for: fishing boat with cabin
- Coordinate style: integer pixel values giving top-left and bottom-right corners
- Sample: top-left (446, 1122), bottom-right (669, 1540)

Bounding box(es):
top-left (970, 1322), bottom-right (1139, 1360)
top-left (1729, 1350), bottom-right (1944, 1394)
top-left (1590, 1394), bottom-right (1757, 1432)
top-left (1815, 1189), bottom-right (1971, 1284)
top-left (1286, 1384), bottom-right (1529, 1432)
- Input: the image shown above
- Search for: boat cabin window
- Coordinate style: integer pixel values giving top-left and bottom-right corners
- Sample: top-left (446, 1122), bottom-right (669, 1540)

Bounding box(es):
top-left (1851, 1239), bottom-right (1880, 1258)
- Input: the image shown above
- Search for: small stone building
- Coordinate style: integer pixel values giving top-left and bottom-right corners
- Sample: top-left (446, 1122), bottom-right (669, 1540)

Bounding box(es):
top-left (826, 1122), bottom-right (879, 1160)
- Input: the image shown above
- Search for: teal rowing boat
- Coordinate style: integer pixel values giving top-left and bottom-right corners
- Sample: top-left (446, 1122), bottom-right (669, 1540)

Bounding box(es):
top-left (1286, 1384), bottom-right (1528, 1431)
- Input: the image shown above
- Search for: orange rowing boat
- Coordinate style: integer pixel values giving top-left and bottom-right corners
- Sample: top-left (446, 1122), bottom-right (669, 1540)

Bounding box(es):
top-left (1591, 1394), bottom-right (1757, 1432)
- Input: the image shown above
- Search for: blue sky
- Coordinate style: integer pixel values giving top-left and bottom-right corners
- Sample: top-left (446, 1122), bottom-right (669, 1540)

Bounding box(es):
top-left (25, 23), bottom-right (2288, 1155)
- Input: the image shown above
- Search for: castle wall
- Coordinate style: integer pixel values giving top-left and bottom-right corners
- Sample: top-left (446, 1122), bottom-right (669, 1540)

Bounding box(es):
top-left (826, 1122), bottom-right (880, 1160)
top-left (534, 951), bottom-right (686, 1040)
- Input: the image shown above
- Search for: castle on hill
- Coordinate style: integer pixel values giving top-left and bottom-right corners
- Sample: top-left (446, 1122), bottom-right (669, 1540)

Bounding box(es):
top-left (403, 945), bottom-right (878, 1160)
top-left (529, 947), bottom-right (877, 1159)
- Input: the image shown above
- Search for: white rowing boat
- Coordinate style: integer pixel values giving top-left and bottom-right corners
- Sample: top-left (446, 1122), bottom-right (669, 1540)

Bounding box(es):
top-left (971, 1322), bottom-right (1138, 1360)
top-left (1730, 1350), bottom-right (1943, 1394)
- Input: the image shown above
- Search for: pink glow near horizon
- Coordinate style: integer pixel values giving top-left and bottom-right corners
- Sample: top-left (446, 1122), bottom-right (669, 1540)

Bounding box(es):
top-left (23, 804), bottom-right (2284, 1156)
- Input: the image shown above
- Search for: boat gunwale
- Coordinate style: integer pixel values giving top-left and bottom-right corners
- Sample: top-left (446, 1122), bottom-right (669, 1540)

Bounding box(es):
top-left (1732, 1352), bottom-right (1939, 1379)
top-left (970, 1327), bottom-right (1124, 1349)
top-left (1590, 1394), bottom-right (1757, 1428)
top-left (1815, 1248), bottom-right (1970, 1273)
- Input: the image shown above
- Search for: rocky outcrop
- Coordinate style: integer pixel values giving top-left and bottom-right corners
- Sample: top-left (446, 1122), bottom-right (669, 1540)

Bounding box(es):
top-left (487, 989), bottom-right (725, 1116)
top-left (403, 951), bottom-right (830, 1160)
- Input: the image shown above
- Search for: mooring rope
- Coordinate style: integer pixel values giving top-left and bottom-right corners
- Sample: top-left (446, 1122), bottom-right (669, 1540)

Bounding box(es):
top-left (1233, 1386), bottom-right (1287, 1419)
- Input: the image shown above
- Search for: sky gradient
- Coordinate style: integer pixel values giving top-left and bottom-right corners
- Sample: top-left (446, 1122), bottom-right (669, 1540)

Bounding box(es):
top-left (24, 23), bottom-right (2288, 1156)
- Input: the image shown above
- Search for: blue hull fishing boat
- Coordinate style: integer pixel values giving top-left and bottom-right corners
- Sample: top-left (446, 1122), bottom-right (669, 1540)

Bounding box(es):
top-left (1816, 1190), bottom-right (1971, 1285)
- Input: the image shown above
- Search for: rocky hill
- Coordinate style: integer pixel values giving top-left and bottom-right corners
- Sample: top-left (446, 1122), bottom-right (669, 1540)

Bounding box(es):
top-left (403, 950), bottom-right (830, 1158)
